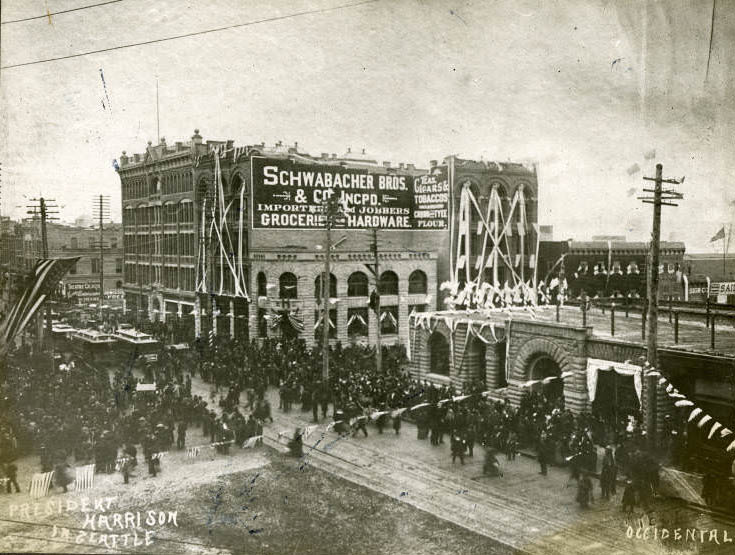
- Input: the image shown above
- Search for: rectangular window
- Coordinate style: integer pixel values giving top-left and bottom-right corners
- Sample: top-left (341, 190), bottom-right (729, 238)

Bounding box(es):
top-left (380, 306), bottom-right (398, 335)
top-left (115, 258), bottom-right (123, 273)
top-left (91, 258), bottom-right (100, 274)
top-left (69, 262), bottom-right (77, 275)
top-left (347, 307), bottom-right (368, 337)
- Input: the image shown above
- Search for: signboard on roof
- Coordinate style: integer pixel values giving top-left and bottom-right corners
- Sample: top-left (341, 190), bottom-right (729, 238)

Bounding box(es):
top-left (251, 157), bottom-right (448, 230)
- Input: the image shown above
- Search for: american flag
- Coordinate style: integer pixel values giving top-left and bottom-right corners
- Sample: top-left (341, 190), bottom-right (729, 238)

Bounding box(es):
top-left (0, 257), bottom-right (79, 354)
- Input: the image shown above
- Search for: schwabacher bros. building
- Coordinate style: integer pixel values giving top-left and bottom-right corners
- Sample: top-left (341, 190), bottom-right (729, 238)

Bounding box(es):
top-left (117, 132), bottom-right (538, 347)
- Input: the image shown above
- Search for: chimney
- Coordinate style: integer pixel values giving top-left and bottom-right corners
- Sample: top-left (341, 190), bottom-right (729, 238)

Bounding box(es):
top-left (398, 163), bottom-right (405, 170)
top-left (331, 153), bottom-right (337, 159)
top-left (407, 163), bottom-right (415, 170)
top-left (120, 151), bottom-right (129, 166)
top-left (321, 153), bottom-right (329, 159)
top-left (191, 129), bottom-right (202, 145)
top-left (382, 161), bottom-right (391, 168)
top-left (430, 160), bottom-right (437, 168)
top-left (133, 153), bottom-right (141, 162)
top-left (175, 141), bottom-right (183, 151)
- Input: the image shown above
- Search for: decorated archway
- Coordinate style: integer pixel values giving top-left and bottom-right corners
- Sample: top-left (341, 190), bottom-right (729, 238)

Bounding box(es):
top-left (527, 354), bottom-right (563, 400)
top-left (511, 337), bottom-right (575, 403)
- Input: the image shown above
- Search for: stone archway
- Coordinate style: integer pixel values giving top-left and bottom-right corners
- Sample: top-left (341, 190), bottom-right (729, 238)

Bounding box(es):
top-left (511, 337), bottom-right (574, 403)
top-left (527, 354), bottom-right (563, 400)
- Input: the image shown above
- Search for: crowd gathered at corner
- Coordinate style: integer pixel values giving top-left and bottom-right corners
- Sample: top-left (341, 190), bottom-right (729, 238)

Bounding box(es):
top-left (1, 326), bottom-right (733, 515)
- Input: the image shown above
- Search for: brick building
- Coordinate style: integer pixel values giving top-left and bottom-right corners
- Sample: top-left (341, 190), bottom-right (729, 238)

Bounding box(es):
top-left (116, 133), bottom-right (440, 346)
top-left (538, 239), bottom-right (686, 300)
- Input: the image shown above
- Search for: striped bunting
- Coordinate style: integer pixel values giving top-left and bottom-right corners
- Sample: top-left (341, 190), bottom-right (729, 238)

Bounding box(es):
top-left (186, 447), bottom-right (200, 458)
top-left (74, 464), bottom-right (95, 491)
top-left (0, 257), bottom-right (79, 354)
top-left (151, 452), bottom-right (168, 460)
top-left (29, 471), bottom-right (54, 499)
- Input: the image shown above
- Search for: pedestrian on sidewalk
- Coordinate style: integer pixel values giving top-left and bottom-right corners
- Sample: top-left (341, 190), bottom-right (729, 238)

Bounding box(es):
top-left (538, 431), bottom-right (549, 476)
top-left (621, 480), bottom-right (636, 517)
top-left (451, 434), bottom-right (466, 465)
top-left (576, 472), bottom-right (593, 509)
top-left (3, 463), bottom-right (20, 493)
top-left (505, 431), bottom-right (517, 461)
top-left (392, 412), bottom-right (401, 435)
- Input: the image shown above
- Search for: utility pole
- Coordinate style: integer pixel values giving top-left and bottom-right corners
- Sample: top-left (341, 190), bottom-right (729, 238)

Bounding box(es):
top-left (92, 195), bottom-right (110, 321)
top-left (320, 194), bottom-right (345, 383)
top-left (372, 228), bottom-right (382, 374)
top-left (639, 164), bottom-right (684, 447)
top-left (28, 197), bottom-right (58, 349)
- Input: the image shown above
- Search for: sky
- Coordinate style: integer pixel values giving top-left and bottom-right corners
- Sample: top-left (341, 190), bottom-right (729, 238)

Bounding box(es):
top-left (1, 0), bottom-right (734, 251)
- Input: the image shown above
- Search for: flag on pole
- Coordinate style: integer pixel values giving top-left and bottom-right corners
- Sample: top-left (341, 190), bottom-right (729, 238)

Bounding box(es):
top-left (0, 257), bottom-right (80, 355)
top-left (710, 227), bottom-right (726, 242)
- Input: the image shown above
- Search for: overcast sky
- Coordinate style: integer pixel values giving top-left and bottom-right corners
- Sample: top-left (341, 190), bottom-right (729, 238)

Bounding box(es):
top-left (1, 0), bottom-right (733, 251)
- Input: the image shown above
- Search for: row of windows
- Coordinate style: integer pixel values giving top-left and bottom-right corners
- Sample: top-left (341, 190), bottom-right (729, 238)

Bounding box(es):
top-left (68, 258), bottom-right (123, 275)
top-left (257, 304), bottom-right (427, 339)
top-left (125, 233), bottom-right (196, 256)
top-left (574, 261), bottom-right (680, 274)
top-left (124, 264), bottom-right (195, 290)
top-left (68, 236), bottom-right (119, 250)
top-left (257, 270), bottom-right (428, 299)
top-left (161, 172), bottom-right (194, 195)
top-left (122, 173), bottom-right (194, 200)
top-left (123, 201), bottom-right (195, 227)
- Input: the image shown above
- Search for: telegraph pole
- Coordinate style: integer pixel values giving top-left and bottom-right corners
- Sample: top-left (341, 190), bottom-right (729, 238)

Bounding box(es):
top-left (92, 195), bottom-right (110, 320)
top-left (372, 228), bottom-right (382, 374)
top-left (28, 197), bottom-right (58, 349)
top-left (321, 194), bottom-right (345, 383)
top-left (639, 164), bottom-right (684, 447)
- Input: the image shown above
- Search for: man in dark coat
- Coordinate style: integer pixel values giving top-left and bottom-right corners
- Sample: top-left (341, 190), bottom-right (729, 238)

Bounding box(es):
top-left (451, 434), bottom-right (466, 465)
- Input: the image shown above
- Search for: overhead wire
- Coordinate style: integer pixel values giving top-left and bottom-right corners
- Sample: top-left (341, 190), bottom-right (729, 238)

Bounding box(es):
top-left (1, 0), bottom-right (126, 25)
top-left (1, 0), bottom-right (379, 70)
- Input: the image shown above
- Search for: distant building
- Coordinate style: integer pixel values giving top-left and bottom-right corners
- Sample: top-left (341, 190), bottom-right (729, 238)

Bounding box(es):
top-left (0, 218), bottom-right (124, 308)
top-left (538, 239), bottom-right (686, 299)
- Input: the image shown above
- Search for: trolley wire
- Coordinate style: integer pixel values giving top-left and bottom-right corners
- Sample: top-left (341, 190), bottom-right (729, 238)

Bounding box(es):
top-left (0, 0), bottom-right (379, 70)
top-left (1, 0), bottom-right (126, 25)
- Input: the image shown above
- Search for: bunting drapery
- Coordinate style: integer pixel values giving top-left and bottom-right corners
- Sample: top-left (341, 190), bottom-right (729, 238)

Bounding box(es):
top-left (586, 358), bottom-right (643, 403)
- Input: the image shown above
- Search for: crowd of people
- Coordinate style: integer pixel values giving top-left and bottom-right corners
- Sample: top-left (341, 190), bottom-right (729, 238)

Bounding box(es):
top-left (0, 327), bottom-right (720, 517)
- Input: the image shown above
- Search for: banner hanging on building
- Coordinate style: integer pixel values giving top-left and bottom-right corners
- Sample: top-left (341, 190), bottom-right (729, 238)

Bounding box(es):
top-left (251, 157), bottom-right (448, 230)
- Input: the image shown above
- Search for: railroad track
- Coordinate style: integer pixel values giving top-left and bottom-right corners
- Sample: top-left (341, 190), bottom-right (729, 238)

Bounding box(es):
top-left (263, 416), bottom-right (703, 555)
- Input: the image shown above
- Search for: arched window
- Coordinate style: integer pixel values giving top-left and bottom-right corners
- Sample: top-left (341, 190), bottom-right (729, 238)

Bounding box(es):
top-left (279, 272), bottom-right (298, 299)
top-left (257, 272), bottom-right (267, 297)
top-left (429, 332), bottom-right (450, 376)
top-left (408, 270), bottom-right (427, 294)
top-left (314, 273), bottom-right (337, 299)
top-left (379, 270), bottom-right (399, 296)
top-left (347, 271), bottom-right (369, 297)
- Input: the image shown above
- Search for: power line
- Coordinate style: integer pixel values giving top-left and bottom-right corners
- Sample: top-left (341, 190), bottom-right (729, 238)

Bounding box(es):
top-left (705, 0), bottom-right (717, 82)
top-left (1, 0), bottom-right (126, 25)
top-left (0, 0), bottom-right (379, 70)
